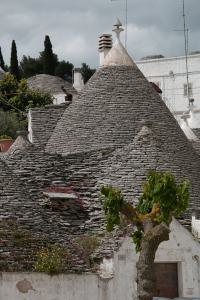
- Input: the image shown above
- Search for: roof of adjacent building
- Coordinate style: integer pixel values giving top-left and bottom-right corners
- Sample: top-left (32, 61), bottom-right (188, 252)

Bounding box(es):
top-left (27, 74), bottom-right (77, 95)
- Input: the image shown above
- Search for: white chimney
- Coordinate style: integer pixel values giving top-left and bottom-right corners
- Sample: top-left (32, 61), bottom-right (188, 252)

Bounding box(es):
top-left (98, 34), bottom-right (112, 66)
top-left (73, 68), bottom-right (84, 92)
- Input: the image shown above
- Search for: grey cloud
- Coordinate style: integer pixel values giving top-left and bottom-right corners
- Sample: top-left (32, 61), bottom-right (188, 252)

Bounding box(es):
top-left (0, 0), bottom-right (200, 68)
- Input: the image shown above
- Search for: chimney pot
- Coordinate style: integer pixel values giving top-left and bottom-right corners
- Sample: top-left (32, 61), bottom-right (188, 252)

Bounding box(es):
top-left (98, 34), bottom-right (112, 66)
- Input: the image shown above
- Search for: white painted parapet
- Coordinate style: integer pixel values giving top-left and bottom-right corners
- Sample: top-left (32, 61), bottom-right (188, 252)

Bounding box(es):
top-left (192, 213), bottom-right (200, 240)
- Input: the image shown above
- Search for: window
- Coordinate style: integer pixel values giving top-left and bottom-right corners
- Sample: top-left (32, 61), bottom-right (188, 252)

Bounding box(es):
top-left (184, 83), bottom-right (193, 97)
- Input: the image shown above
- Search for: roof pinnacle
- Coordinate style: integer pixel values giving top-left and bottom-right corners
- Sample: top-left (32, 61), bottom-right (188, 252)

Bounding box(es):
top-left (113, 18), bottom-right (124, 42)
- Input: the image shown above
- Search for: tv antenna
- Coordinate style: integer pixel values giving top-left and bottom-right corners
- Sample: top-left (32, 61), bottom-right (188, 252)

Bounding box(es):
top-left (182, 0), bottom-right (191, 107)
top-left (110, 0), bottom-right (128, 48)
top-left (174, 0), bottom-right (190, 106)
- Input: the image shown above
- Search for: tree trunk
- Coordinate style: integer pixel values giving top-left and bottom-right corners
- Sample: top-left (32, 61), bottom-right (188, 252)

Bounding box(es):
top-left (137, 222), bottom-right (170, 300)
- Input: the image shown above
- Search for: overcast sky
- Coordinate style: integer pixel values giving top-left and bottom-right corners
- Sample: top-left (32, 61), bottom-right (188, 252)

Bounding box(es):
top-left (0, 0), bottom-right (200, 68)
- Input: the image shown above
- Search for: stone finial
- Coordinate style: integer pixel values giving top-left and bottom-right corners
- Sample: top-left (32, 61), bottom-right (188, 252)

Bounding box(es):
top-left (102, 19), bottom-right (135, 67)
top-left (113, 18), bottom-right (124, 41)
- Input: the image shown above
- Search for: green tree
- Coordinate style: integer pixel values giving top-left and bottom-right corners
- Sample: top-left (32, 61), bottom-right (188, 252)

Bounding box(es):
top-left (0, 110), bottom-right (26, 139)
top-left (41, 35), bottom-right (58, 75)
top-left (20, 55), bottom-right (43, 78)
top-left (80, 63), bottom-right (95, 84)
top-left (0, 47), bottom-right (5, 71)
top-left (55, 60), bottom-right (74, 82)
top-left (10, 40), bottom-right (20, 80)
top-left (101, 171), bottom-right (189, 300)
top-left (9, 79), bottom-right (53, 112)
top-left (0, 73), bottom-right (54, 113)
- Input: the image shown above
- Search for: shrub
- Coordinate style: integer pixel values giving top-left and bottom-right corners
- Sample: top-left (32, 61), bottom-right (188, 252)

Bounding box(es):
top-left (75, 235), bottom-right (100, 266)
top-left (33, 244), bottom-right (69, 275)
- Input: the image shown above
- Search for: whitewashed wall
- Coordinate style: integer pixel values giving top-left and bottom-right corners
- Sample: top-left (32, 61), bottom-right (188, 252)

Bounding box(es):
top-left (53, 93), bottom-right (66, 105)
top-left (0, 219), bottom-right (199, 300)
top-left (136, 54), bottom-right (200, 112)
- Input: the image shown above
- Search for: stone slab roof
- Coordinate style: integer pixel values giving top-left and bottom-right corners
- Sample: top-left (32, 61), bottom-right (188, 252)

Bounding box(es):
top-left (1, 139), bottom-right (124, 272)
top-left (97, 125), bottom-right (192, 224)
top-left (2, 44), bottom-right (200, 272)
top-left (1, 121), bottom-right (197, 271)
top-left (46, 65), bottom-right (192, 156)
top-left (27, 74), bottom-right (77, 95)
top-left (29, 103), bottom-right (67, 147)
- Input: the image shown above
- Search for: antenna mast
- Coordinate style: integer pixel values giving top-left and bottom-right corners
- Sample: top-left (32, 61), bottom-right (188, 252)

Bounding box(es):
top-left (182, 0), bottom-right (190, 106)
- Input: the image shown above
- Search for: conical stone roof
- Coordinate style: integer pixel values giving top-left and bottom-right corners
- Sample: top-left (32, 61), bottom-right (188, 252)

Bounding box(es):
top-left (45, 33), bottom-right (200, 211)
top-left (46, 63), bottom-right (193, 157)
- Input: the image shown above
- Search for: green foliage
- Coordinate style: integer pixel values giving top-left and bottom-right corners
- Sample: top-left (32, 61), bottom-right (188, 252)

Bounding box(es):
top-left (0, 47), bottom-right (5, 71)
top-left (8, 79), bottom-right (53, 112)
top-left (41, 35), bottom-right (58, 75)
top-left (101, 185), bottom-right (124, 231)
top-left (0, 72), bottom-right (18, 101)
top-left (34, 244), bottom-right (69, 275)
top-left (138, 170), bottom-right (189, 223)
top-left (75, 235), bottom-right (100, 266)
top-left (0, 134), bottom-right (12, 139)
top-left (132, 230), bottom-right (143, 253)
top-left (0, 110), bottom-right (26, 139)
top-left (80, 63), bottom-right (96, 84)
top-left (55, 60), bottom-right (74, 82)
top-left (101, 171), bottom-right (189, 253)
top-left (0, 73), bottom-right (53, 137)
top-left (10, 40), bottom-right (20, 80)
top-left (0, 73), bottom-right (54, 113)
top-left (20, 55), bottom-right (43, 78)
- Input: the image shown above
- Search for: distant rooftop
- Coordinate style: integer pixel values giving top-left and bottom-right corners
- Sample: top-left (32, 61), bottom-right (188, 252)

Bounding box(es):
top-left (27, 74), bottom-right (77, 95)
top-left (141, 54), bottom-right (165, 60)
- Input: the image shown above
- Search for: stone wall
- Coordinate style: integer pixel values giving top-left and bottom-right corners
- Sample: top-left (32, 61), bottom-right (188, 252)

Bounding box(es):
top-left (0, 220), bottom-right (200, 299)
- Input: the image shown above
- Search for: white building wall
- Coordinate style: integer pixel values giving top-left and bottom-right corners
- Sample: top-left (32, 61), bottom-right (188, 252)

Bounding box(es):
top-left (0, 219), bottom-right (199, 300)
top-left (136, 54), bottom-right (200, 112)
top-left (27, 110), bottom-right (33, 143)
top-left (192, 215), bottom-right (200, 240)
top-left (53, 93), bottom-right (66, 105)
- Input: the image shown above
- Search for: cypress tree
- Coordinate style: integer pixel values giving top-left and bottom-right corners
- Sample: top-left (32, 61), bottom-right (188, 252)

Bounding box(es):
top-left (42, 35), bottom-right (57, 75)
top-left (10, 40), bottom-right (20, 80)
top-left (0, 47), bottom-right (5, 71)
